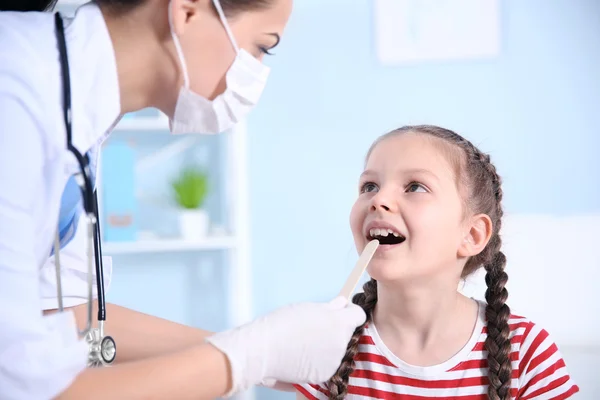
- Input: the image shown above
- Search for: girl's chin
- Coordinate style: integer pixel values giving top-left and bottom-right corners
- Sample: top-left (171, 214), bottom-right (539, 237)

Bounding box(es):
top-left (366, 261), bottom-right (411, 283)
top-left (366, 260), bottom-right (443, 286)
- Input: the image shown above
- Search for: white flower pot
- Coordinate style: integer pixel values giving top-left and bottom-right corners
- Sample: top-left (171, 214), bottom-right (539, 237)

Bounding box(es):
top-left (178, 209), bottom-right (210, 239)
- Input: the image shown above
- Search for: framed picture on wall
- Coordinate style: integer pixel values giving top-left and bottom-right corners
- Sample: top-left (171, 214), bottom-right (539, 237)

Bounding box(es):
top-left (374, 0), bottom-right (501, 65)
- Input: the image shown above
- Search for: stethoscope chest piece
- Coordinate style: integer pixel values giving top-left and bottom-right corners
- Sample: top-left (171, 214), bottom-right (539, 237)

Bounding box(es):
top-left (86, 327), bottom-right (117, 367)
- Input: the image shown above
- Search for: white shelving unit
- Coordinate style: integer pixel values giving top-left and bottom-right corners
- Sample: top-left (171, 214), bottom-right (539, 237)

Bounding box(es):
top-left (101, 115), bottom-right (255, 400)
top-left (102, 236), bottom-right (238, 255)
top-left (99, 113), bottom-right (253, 400)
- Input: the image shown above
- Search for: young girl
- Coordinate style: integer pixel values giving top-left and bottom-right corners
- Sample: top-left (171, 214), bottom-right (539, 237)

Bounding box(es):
top-left (294, 125), bottom-right (579, 399)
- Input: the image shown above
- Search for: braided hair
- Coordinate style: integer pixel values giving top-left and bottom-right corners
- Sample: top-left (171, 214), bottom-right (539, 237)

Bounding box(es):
top-left (326, 125), bottom-right (512, 400)
top-left (327, 280), bottom-right (378, 399)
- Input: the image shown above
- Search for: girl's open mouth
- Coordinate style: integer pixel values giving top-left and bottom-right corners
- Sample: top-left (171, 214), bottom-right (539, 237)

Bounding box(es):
top-left (367, 228), bottom-right (406, 245)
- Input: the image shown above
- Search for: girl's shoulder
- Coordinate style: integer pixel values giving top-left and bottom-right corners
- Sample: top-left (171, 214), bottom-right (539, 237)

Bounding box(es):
top-left (483, 309), bottom-right (580, 399)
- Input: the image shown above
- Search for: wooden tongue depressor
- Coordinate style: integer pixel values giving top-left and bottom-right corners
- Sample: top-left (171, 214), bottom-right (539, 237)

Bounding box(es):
top-left (338, 239), bottom-right (380, 300)
top-left (295, 240), bottom-right (380, 400)
top-left (296, 240), bottom-right (379, 400)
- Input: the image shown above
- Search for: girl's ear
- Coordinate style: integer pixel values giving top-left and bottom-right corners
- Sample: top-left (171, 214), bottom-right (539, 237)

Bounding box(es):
top-left (458, 213), bottom-right (493, 258)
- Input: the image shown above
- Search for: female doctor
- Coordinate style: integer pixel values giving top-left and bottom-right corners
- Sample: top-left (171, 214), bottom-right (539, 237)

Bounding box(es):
top-left (0, 0), bottom-right (366, 399)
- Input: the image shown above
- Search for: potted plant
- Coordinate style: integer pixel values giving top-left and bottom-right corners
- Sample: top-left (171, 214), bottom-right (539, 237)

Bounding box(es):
top-left (170, 165), bottom-right (210, 239)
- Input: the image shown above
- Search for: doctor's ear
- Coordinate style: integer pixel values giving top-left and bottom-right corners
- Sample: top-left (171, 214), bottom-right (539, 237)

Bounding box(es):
top-left (457, 213), bottom-right (493, 258)
top-left (169, 0), bottom-right (211, 36)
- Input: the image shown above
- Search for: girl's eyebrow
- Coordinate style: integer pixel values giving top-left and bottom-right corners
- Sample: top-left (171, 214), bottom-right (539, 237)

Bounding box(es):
top-left (400, 168), bottom-right (440, 182)
top-left (360, 168), bottom-right (440, 182)
top-left (359, 169), bottom-right (375, 179)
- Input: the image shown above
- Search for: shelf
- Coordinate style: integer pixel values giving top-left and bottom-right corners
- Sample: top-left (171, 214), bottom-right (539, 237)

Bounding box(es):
top-left (114, 115), bottom-right (169, 132)
top-left (102, 236), bottom-right (238, 255)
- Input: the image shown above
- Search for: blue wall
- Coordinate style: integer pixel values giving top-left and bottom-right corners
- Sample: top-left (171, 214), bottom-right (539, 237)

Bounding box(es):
top-left (247, 0), bottom-right (600, 315)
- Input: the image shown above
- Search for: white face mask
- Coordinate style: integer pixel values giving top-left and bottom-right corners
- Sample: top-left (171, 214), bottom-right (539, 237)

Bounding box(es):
top-left (168, 0), bottom-right (271, 135)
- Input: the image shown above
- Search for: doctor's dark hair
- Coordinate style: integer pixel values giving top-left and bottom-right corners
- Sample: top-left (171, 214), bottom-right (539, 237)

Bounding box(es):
top-left (93, 0), bottom-right (274, 16)
top-left (0, 0), bottom-right (58, 11)
top-left (326, 125), bottom-right (512, 400)
top-left (0, 0), bottom-right (273, 13)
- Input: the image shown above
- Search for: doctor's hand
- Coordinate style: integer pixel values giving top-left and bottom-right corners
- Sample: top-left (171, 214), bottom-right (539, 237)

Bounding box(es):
top-left (205, 296), bottom-right (365, 396)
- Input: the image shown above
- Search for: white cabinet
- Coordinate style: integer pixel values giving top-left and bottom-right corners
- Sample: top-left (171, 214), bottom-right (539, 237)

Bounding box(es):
top-left (100, 114), bottom-right (255, 400)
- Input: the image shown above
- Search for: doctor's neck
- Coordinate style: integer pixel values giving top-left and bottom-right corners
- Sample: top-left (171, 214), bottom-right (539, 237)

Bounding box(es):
top-left (99, 1), bottom-right (178, 116)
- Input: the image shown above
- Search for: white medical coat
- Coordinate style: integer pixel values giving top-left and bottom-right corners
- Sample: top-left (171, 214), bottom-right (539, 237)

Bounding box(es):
top-left (0, 3), bottom-right (118, 399)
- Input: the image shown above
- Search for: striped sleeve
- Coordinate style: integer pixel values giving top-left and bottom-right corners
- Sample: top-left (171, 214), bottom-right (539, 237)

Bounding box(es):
top-left (517, 322), bottom-right (579, 399)
top-left (293, 383), bottom-right (329, 400)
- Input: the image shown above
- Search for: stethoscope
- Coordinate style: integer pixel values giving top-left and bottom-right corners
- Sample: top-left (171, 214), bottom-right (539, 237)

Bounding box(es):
top-left (53, 12), bottom-right (116, 367)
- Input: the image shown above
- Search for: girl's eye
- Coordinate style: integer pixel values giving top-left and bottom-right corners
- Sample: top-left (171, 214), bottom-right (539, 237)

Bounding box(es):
top-left (360, 182), bottom-right (379, 193)
top-left (406, 182), bottom-right (427, 193)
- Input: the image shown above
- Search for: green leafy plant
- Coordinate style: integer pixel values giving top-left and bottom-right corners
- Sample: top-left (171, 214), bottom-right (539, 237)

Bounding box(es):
top-left (170, 166), bottom-right (209, 209)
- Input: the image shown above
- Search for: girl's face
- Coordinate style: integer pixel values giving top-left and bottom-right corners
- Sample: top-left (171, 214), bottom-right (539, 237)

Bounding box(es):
top-left (349, 133), bottom-right (471, 283)
top-left (171, 0), bottom-right (293, 100)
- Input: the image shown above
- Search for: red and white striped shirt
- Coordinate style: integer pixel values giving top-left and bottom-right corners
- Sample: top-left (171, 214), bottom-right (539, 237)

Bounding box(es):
top-left (295, 303), bottom-right (579, 399)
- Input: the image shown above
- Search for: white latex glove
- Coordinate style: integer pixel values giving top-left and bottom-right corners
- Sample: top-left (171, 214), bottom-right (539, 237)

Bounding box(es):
top-left (205, 296), bottom-right (365, 397)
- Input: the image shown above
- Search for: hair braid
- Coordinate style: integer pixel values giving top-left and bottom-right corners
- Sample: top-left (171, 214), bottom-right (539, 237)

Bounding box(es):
top-left (478, 154), bottom-right (512, 400)
top-left (484, 250), bottom-right (511, 400)
top-left (461, 140), bottom-right (512, 399)
top-left (327, 279), bottom-right (378, 399)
